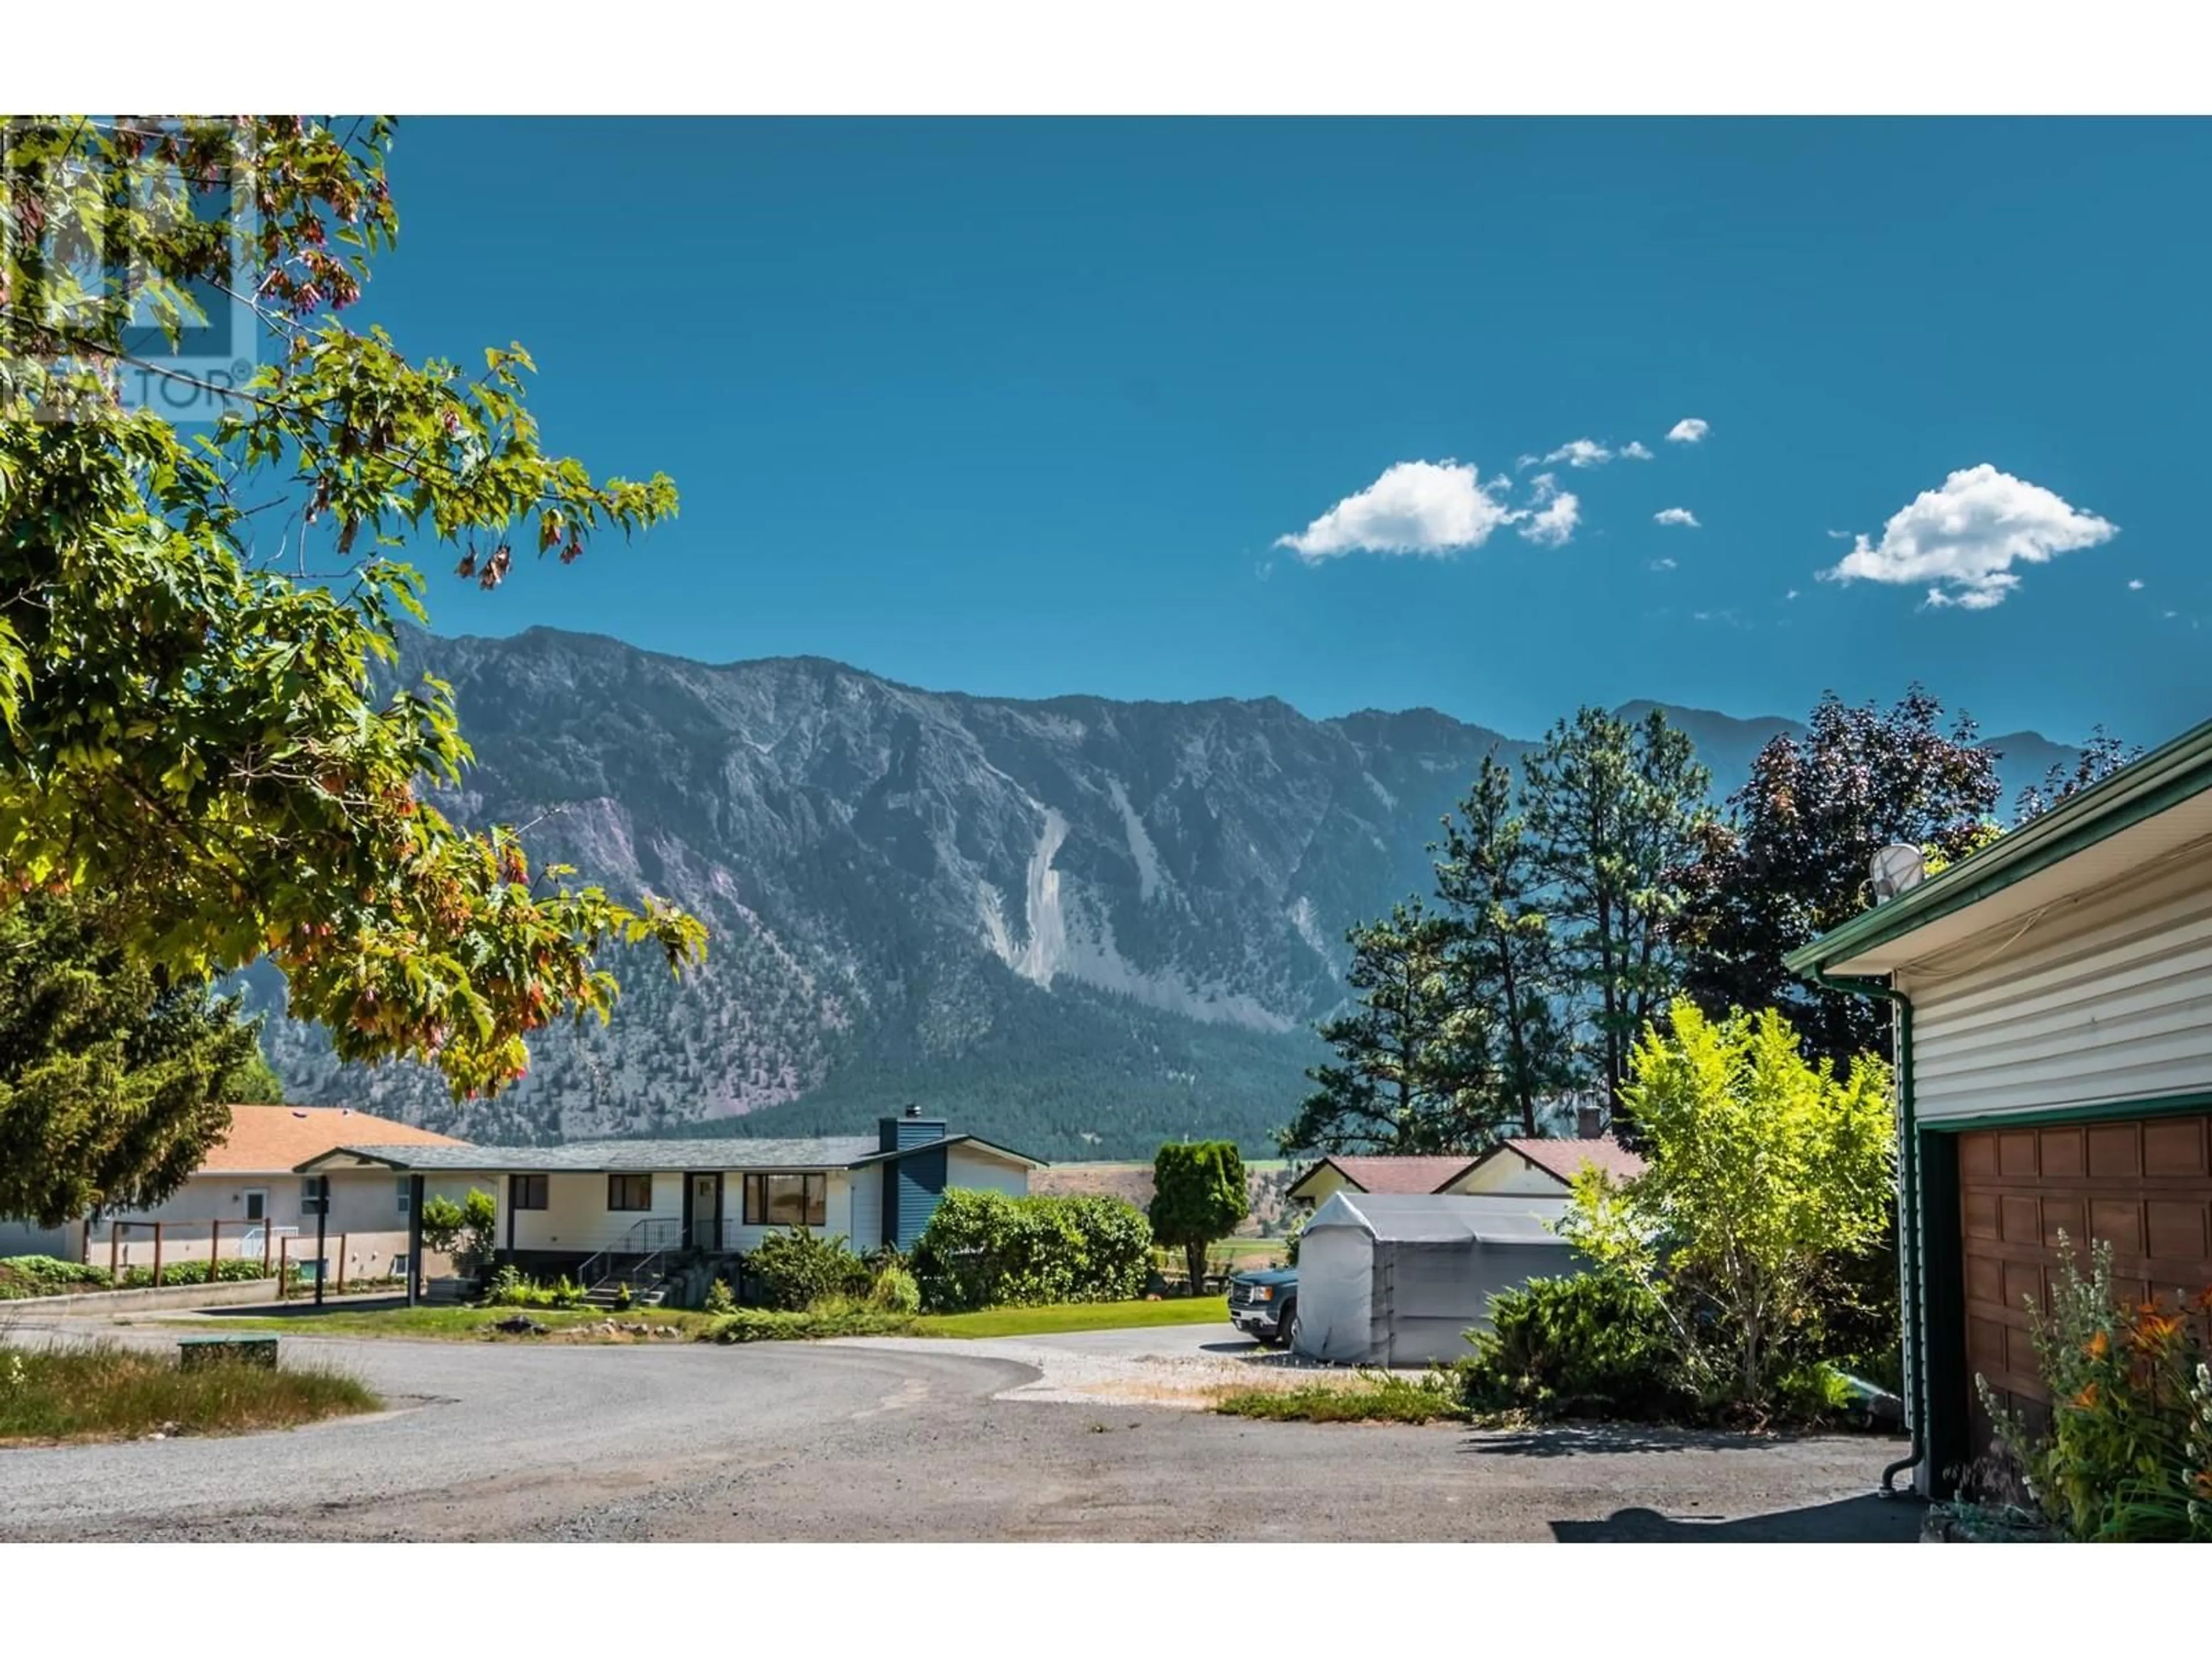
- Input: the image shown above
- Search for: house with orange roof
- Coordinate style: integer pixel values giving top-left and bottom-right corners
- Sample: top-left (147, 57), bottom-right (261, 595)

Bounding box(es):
top-left (0, 1105), bottom-right (476, 1289)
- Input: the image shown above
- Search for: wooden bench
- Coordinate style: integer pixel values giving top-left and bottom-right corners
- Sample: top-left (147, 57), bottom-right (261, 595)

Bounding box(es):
top-left (177, 1335), bottom-right (278, 1371)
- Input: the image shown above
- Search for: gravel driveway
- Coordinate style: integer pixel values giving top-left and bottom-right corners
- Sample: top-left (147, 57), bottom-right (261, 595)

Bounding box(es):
top-left (0, 1313), bottom-right (1922, 1542)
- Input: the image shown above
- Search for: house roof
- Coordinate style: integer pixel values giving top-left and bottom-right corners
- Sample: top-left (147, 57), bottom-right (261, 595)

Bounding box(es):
top-left (1286, 1155), bottom-right (1483, 1200)
top-left (299, 1136), bottom-right (882, 1175)
top-left (1785, 713), bottom-right (2212, 980)
top-left (846, 1134), bottom-right (1047, 1171)
top-left (294, 1131), bottom-right (1049, 1176)
top-left (1490, 1135), bottom-right (1646, 1187)
top-left (200, 1105), bottom-right (464, 1175)
top-left (1305, 1191), bottom-right (1573, 1245)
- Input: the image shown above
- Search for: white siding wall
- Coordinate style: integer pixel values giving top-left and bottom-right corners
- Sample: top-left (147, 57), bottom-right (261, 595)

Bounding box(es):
top-left (846, 1165), bottom-right (882, 1252)
top-left (1907, 848), bottom-right (2212, 1125)
top-left (946, 1147), bottom-right (1032, 1198)
top-left (1449, 1159), bottom-right (1567, 1197)
top-left (509, 1171), bottom-right (681, 1253)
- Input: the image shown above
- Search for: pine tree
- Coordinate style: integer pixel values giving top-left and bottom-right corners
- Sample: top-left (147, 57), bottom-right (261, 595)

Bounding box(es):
top-left (1432, 754), bottom-right (1574, 1137)
top-left (1522, 707), bottom-right (1711, 1116)
top-left (1277, 899), bottom-right (1506, 1156)
top-left (0, 899), bottom-right (270, 1226)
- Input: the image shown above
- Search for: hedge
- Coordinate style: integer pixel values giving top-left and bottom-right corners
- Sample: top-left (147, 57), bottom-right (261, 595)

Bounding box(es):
top-left (911, 1190), bottom-right (1152, 1313)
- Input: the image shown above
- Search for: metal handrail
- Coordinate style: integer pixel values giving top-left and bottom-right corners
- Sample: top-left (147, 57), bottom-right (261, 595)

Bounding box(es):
top-left (573, 1217), bottom-right (682, 1289)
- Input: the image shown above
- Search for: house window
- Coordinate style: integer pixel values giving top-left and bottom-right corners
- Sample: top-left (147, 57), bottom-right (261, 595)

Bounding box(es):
top-left (391, 1253), bottom-right (410, 1281)
top-left (608, 1173), bottom-right (655, 1211)
top-left (743, 1172), bottom-right (826, 1228)
top-left (396, 1178), bottom-right (412, 1214)
top-left (243, 1190), bottom-right (267, 1222)
top-left (512, 1175), bottom-right (548, 1211)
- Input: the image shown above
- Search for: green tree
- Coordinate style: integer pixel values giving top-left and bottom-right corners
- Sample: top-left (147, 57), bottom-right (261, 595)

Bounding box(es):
top-left (1669, 688), bottom-right (1999, 1071)
top-left (1148, 1140), bottom-right (1249, 1293)
top-left (0, 897), bottom-right (259, 1226)
top-left (1432, 753), bottom-right (1574, 1137)
top-left (417, 1187), bottom-right (498, 1279)
top-left (1, 116), bottom-right (704, 1104)
top-left (1277, 899), bottom-right (1505, 1156)
top-left (1559, 999), bottom-right (1895, 1407)
top-left (221, 1041), bottom-right (285, 1104)
top-left (2013, 725), bottom-right (2140, 823)
top-left (1522, 706), bottom-right (1711, 1116)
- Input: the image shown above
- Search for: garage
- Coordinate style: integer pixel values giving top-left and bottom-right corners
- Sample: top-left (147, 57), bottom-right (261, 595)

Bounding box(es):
top-left (1786, 712), bottom-right (2212, 1499)
top-left (1959, 1113), bottom-right (2212, 1435)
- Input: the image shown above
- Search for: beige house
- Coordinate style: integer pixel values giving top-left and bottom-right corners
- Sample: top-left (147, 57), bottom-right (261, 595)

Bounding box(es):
top-left (1285, 1137), bottom-right (1644, 1209)
top-left (0, 1105), bottom-right (467, 1287)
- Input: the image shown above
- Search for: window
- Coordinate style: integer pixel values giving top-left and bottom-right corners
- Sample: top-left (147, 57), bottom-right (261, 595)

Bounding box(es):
top-left (390, 1253), bottom-right (409, 1281)
top-left (395, 1177), bottom-right (413, 1214)
top-left (607, 1173), bottom-right (655, 1211)
top-left (743, 1172), bottom-right (826, 1228)
top-left (243, 1189), bottom-right (267, 1222)
top-left (299, 1178), bottom-right (327, 1215)
top-left (513, 1174), bottom-right (548, 1211)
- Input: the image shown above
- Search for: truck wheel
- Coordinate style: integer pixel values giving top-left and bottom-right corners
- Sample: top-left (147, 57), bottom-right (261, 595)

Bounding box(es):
top-left (1277, 1301), bottom-right (1300, 1351)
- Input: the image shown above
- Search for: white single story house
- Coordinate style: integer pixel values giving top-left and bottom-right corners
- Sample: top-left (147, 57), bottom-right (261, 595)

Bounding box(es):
top-left (1787, 713), bottom-right (2212, 1500)
top-left (0, 1105), bottom-right (467, 1287)
top-left (296, 1108), bottom-right (1045, 1301)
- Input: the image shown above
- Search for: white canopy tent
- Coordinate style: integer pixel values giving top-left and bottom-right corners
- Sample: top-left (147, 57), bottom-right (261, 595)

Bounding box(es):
top-left (1294, 1191), bottom-right (1582, 1366)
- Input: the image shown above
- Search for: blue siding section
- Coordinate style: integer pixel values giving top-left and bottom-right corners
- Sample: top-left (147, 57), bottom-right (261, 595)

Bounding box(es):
top-left (892, 1142), bottom-right (949, 1249)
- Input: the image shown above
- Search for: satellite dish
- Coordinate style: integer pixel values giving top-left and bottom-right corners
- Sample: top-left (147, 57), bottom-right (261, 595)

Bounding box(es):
top-left (1869, 843), bottom-right (1926, 903)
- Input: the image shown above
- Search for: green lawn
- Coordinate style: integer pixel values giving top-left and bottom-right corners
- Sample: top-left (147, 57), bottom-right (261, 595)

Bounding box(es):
top-left (165, 1305), bottom-right (711, 1342)
top-left (910, 1296), bottom-right (1229, 1339)
top-left (164, 1295), bottom-right (1233, 1344)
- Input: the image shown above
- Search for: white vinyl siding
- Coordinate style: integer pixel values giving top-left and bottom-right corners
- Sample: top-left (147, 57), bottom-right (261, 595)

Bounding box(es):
top-left (945, 1145), bottom-right (1031, 1198)
top-left (1906, 845), bottom-right (2212, 1125)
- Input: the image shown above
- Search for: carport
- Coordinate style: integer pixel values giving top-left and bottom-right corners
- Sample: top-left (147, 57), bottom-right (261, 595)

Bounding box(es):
top-left (1294, 1191), bottom-right (1579, 1366)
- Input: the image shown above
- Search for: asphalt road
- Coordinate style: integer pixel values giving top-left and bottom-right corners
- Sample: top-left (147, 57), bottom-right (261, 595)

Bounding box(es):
top-left (0, 1317), bottom-right (1922, 1542)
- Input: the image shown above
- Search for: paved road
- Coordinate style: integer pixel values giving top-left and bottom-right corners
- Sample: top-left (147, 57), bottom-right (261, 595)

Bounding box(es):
top-left (0, 1316), bottom-right (1922, 1541)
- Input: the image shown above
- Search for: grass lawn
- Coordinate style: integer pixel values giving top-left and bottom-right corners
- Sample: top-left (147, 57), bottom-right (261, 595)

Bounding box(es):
top-left (0, 1338), bottom-right (378, 1444)
top-left (910, 1296), bottom-right (1229, 1339)
top-left (1212, 1370), bottom-right (1467, 1425)
top-left (166, 1304), bottom-right (713, 1342)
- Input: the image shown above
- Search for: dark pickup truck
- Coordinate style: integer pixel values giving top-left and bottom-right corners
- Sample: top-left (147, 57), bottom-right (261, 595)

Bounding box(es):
top-left (1228, 1265), bottom-right (1300, 1348)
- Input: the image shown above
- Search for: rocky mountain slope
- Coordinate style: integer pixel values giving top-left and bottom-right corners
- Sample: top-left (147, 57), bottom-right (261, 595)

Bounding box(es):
top-left (247, 628), bottom-right (2080, 1158)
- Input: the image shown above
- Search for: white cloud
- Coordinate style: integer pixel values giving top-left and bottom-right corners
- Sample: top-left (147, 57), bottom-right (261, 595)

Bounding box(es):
top-left (1276, 460), bottom-right (1515, 560)
top-left (1824, 464), bottom-right (2118, 611)
top-left (1653, 507), bottom-right (1700, 528)
top-left (1621, 440), bottom-right (1654, 460)
top-left (1649, 556), bottom-right (1677, 572)
top-left (1825, 528), bottom-right (1853, 540)
top-left (1666, 418), bottom-right (1710, 444)
top-left (1543, 438), bottom-right (1613, 469)
top-left (2129, 578), bottom-right (2145, 590)
top-left (1786, 588), bottom-right (1801, 601)
top-left (1514, 452), bottom-right (1540, 471)
top-left (1517, 473), bottom-right (1580, 547)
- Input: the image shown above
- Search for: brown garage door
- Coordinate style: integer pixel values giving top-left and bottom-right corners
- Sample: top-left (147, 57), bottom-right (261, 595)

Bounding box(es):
top-left (1960, 1112), bottom-right (2212, 1425)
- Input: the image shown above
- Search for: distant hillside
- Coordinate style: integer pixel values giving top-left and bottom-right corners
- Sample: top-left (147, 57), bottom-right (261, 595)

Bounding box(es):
top-left (246, 627), bottom-right (2083, 1159)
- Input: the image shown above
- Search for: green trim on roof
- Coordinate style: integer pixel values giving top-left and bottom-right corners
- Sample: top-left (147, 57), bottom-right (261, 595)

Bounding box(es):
top-left (1784, 714), bottom-right (2212, 976)
top-left (1915, 1088), bottom-right (2212, 1135)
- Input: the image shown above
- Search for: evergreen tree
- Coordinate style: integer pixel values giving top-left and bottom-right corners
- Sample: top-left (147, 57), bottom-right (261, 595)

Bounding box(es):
top-left (1522, 707), bottom-right (1711, 1116)
top-left (1277, 899), bottom-right (1505, 1156)
top-left (1432, 754), bottom-right (1574, 1137)
top-left (0, 899), bottom-right (267, 1226)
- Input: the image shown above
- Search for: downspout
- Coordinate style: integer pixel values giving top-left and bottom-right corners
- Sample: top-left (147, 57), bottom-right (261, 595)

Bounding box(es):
top-left (1811, 967), bottom-right (1923, 1498)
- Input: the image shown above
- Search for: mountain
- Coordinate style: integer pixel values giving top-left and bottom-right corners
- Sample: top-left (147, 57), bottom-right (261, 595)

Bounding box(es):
top-left (246, 628), bottom-right (2082, 1158)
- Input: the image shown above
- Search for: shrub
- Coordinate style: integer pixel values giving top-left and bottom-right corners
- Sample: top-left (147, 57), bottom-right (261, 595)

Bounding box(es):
top-left (911, 1190), bottom-right (1152, 1313)
top-left (118, 1259), bottom-right (274, 1289)
top-left (707, 1304), bottom-right (913, 1344)
top-left (745, 1228), bottom-right (873, 1312)
top-left (702, 1277), bottom-right (737, 1316)
top-left (1460, 1274), bottom-right (1698, 1421)
top-left (1979, 1234), bottom-right (2212, 1542)
top-left (0, 1256), bottom-right (114, 1298)
top-left (1149, 1141), bottom-right (1248, 1292)
top-left (870, 1264), bottom-right (922, 1314)
top-left (418, 1189), bottom-right (498, 1279)
top-left (480, 1266), bottom-right (586, 1309)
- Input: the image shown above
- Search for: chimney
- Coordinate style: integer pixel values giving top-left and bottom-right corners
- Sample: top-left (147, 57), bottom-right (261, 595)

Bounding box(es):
top-left (880, 1105), bottom-right (948, 1153)
top-left (1576, 1103), bottom-right (1604, 1139)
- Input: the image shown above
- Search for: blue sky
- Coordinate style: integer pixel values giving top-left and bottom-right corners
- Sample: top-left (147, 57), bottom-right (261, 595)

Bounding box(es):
top-left (360, 118), bottom-right (2211, 747)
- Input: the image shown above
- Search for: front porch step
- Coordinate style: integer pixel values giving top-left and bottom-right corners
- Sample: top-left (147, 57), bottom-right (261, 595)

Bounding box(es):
top-left (581, 1284), bottom-right (667, 1308)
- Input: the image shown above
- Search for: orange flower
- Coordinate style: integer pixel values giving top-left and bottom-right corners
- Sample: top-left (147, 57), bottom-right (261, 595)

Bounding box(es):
top-left (2130, 1309), bottom-right (2183, 1349)
top-left (2070, 1382), bottom-right (2101, 1411)
top-left (2191, 1285), bottom-right (2212, 1316)
top-left (2084, 1330), bottom-right (2110, 1361)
